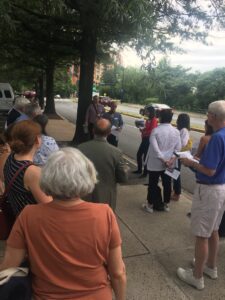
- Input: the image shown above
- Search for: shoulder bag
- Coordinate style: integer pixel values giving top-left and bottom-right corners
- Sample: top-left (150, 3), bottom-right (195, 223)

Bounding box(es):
top-left (0, 161), bottom-right (32, 240)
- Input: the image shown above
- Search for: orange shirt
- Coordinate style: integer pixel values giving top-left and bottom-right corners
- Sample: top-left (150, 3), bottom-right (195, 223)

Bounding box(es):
top-left (7, 201), bottom-right (122, 300)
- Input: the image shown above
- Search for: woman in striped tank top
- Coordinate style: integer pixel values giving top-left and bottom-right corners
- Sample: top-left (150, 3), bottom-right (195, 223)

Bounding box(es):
top-left (3, 120), bottom-right (52, 217)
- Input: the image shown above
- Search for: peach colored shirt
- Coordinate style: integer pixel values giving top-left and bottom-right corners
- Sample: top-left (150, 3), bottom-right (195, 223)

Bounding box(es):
top-left (7, 201), bottom-right (122, 299)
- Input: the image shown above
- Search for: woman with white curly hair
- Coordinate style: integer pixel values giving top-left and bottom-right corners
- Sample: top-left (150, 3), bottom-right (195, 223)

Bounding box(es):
top-left (0, 148), bottom-right (126, 300)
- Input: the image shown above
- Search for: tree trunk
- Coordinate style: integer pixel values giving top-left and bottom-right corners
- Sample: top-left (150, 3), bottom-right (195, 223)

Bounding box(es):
top-left (38, 73), bottom-right (44, 109)
top-left (44, 61), bottom-right (56, 114)
top-left (73, 32), bottom-right (97, 145)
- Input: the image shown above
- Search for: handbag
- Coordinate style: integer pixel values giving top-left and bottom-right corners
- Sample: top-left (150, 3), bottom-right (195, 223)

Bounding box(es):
top-left (181, 138), bottom-right (193, 152)
top-left (0, 266), bottom-right (32, 300)
top-left (0, 161), bottom-right (32, 240)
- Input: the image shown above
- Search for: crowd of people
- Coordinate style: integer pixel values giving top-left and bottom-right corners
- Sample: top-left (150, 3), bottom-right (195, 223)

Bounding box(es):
top-left (0, 95), bottom-right (225, 298)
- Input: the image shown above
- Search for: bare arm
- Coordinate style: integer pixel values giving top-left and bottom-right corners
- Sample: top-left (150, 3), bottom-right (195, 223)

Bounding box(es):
top-left (0, 246), bottom-right (26, 271)
top-left (195, 136), bottom-right (206, 159)
top-left (180, 158), bottom-right (216, 177)
top-left (24, 165), bottom-right (52, 203)
top-left (108, 246), bottom-right (126, 300)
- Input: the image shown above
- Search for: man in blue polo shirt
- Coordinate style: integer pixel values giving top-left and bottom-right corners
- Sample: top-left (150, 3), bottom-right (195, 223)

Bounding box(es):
top-left (177, 100), bottom-right (225, 290)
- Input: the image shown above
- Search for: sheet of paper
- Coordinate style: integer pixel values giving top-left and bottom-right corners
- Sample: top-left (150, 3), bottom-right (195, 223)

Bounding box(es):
top-left (164, 168), bottom-right (180, 180)
top-left (111, 125), bottom-right (119, 138)
top-left (175, 151), bottom-right (199, 163)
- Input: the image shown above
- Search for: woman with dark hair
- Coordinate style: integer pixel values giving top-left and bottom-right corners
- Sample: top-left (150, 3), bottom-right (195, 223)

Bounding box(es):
top-left (194, 120), bottom-right (213, 159)
top-left (172, 113), bottom-right (191, 201)
top-left (33, 114), bottom-right (59, 166)
top-left (133, 106), bottom-right (158, 177)
top-left (3, 120), bottom-right (51, 217)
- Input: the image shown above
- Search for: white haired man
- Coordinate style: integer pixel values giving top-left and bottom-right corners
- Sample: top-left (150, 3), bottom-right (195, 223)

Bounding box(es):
top-left (177, 100), bottom-right (225, 290)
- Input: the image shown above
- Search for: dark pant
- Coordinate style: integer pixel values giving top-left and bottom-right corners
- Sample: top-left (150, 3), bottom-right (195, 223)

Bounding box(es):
top-left (137, 137), bottom-right (149, 174)
top-left (107, 134), bottom-right (118, 147)
top-left (173, 160), bottom-right (181, 195)
top-left (147, 171), bottom-right (171, 209)
top-left (88, 123), bottom-right (94, 139)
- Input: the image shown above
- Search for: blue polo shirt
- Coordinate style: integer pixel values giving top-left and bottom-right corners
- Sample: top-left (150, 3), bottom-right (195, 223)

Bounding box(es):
top-left (196, 127), bottom-right (225, 184)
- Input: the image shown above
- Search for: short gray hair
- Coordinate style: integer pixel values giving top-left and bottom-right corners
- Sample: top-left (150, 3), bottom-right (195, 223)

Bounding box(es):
top-left (24, 103), bottom-right (41, 118)
top-left (14, 97), bottom-right (30, 110)
top-left (40, 148), bottom-right (97, 199)
top-left (208, 100), bottom-right (225, 121)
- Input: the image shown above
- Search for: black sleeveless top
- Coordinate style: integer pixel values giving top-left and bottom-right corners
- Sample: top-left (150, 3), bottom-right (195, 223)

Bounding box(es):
top-left (4, 153), bottom-right (37, 216)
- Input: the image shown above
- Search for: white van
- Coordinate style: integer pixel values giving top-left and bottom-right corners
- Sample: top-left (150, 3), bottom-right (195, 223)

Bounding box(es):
top-left (0, 83), bottom-right (14, 113)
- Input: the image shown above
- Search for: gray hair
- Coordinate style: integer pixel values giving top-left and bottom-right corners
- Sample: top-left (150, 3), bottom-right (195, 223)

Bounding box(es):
top-left (208, 100), bottom-right (225, 122)
top-left (24, 103), bottom-right (41, 118)
top-left (14, 97), bottom-right (30, 110)
top-left (40, 147), bottom-right (97, 200)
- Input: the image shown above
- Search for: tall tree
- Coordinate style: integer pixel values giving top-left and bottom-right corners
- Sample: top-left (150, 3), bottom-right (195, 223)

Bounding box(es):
top-left (66, 0), bottom-right (220, 143)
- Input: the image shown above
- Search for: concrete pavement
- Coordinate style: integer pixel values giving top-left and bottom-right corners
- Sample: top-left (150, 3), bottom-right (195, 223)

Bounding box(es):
top-left (1, 117), bottom-right (225, 299)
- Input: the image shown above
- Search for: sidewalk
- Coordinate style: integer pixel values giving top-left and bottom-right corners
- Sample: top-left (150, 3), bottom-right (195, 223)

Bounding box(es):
top-left (1, 117), bottom-right (225, 299)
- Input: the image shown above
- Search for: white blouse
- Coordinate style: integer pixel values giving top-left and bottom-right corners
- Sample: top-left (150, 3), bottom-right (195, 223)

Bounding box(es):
top-left (145, 124), bottom-right (181, 171)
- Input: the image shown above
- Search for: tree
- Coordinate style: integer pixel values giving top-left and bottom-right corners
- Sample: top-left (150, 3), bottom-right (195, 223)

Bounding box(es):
top-left (66, 0), bottom-right (219, 143)
top-left (196, 68), bottom-right (225, 108)
top-left (0, 0), bottom-right (80, 113)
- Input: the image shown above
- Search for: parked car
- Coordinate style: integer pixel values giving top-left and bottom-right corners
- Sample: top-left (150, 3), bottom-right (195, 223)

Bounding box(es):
top-left (0, 83), bottom-right (14, 113)
top-left (139, 103), bottom-right (172, 118)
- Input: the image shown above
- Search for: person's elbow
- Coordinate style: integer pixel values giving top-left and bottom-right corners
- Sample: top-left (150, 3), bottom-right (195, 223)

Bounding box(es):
top-left (110, 263), bottom-right (127, 283)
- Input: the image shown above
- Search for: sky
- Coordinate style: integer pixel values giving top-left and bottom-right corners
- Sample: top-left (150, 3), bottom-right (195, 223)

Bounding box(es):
top-left (121, 30), bottom-right (225, 73)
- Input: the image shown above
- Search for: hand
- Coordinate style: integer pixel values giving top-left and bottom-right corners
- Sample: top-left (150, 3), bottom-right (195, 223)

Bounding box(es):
top-left (165, 157), bottom-right (176, 169)
top-left (180, 158), bottom-right (193, 167)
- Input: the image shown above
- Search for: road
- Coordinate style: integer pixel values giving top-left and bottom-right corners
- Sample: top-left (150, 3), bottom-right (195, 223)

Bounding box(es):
top-left (56, 100), bottom-right (201, 194)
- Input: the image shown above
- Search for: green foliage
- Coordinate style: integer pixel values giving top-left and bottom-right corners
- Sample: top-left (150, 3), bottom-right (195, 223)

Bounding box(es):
top-left (144, 97), bottom-right (160, 105)
top-left (54, 67), bottom-right (76, 98)
top-left (196, 68), bottom-right (225, 108)
top-left (100, 59), bottom-right (225, 113)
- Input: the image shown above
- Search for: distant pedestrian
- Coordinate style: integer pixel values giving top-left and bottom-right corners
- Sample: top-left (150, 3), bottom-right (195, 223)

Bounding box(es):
top-left (172, 113), bottom-right (191, 201)
top-left (5, 97), bottom-right (30, 128)
top-left (33, 114), bottom-right (59, 166)
top-left (84, 95), bottom-right (105, 139)
top-left (103, 102), bottom-right (123, 147)
top-left (143, 109), bottom-right (181, 213)
top-left (177, 100), bottom-right (225, 290)
top-left (133, 106), bottom-right (158, 177)
top-left (78, 119), bottom-right (128, 210)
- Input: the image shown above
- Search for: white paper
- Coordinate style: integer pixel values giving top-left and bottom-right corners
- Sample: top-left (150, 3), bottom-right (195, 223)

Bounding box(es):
top-left (165, 168), bottom-right (180, 180)
top-left (111, 125), bottom-right (119, 138)
top-left (175, 151), bottom-right (199, 163)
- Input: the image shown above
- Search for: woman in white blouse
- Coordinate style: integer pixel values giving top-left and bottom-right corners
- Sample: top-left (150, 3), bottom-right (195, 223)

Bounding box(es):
top-left (33, 114), bottom-right (59, 166)
top-left (172, 113), bottom-right (191, 201)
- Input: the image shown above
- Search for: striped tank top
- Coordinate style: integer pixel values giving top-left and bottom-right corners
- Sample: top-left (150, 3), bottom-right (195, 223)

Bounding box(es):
top-left (4, 153), bottom-right (37, 216)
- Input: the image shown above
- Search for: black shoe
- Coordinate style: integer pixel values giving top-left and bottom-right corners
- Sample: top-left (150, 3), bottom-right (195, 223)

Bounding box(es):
top-left (132, 170), bottom-right (142, 174)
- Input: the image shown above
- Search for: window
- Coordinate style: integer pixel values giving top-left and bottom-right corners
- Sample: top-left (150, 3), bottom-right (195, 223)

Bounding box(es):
top-left (4, 90), bottom-right (12, 98)
top-left (0, 91), bottom-right (2, 98)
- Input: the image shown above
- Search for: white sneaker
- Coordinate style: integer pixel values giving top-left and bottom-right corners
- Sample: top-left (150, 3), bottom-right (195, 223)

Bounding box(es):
top-left (177, 268), bottom-right (204, 290)
top-left (164, 204), bottom-right (170, 212)
top-left (142, 203), bottom-right (153, 213)
top-left (192, 258), bottom-right (218, 279)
